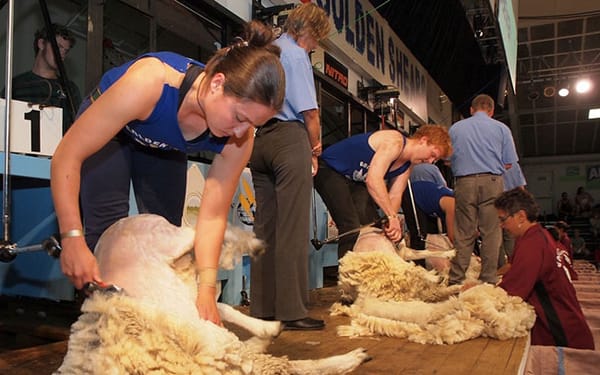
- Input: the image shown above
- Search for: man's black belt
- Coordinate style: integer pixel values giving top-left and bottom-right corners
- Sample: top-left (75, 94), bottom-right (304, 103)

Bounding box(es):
top-left (456, 172), bottom-right (500, 179)
top-left (255, 118), bottom-right (282, 136)
top-left (264, 118), bottom-right (281, 127)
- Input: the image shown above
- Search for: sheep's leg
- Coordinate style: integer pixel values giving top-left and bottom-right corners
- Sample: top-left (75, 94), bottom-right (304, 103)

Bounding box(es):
top-left (241, 336), bottom-right (272, 354)
top-left (399, 247), bottom-right (456, 261)
top-left (217, 302), bottom-right (282, 338)
top-left (288, 348), bottom-right (370, 375)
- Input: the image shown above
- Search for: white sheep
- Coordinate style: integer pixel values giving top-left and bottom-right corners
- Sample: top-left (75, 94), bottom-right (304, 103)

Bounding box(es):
top-left (55, 214), bottom-right (369, 374)
top-left (333, 232), bottom-right (535, 345)
top-left (333, 283), bottom-right (535, 345)
top-left (353, 227), bottom-right (456, 269)
top-left (335, 250), bottom-right (462, 306)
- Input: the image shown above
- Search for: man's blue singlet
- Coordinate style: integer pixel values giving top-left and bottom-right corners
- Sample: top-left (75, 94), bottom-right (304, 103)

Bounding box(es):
top-left (321, 132), bottom-right (410, 182)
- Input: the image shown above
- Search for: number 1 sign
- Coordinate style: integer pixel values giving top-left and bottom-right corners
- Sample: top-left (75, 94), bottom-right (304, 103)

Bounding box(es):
top-left (0, 98), bottom-right (63, 156)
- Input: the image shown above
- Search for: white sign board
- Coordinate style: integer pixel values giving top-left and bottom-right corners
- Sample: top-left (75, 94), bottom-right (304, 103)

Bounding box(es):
top-left (182, 163), bottom-right (206, 228)
top-left (231, 168), bottom-right (255, 229)
top-left (0, 98), bottom-right (63, 156)
top-left (317, 0), bottom-right (429, 122)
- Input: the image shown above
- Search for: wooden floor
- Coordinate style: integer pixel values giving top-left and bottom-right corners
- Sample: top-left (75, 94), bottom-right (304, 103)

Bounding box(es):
top-left (240, 287), bottom-right (529, 375)
top-left (0, 286), bottom-right (528, 375)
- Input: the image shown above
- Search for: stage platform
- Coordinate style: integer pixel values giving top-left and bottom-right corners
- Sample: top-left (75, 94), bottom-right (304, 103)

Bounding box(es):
top-left (1, 286), bottom-right (530, 375)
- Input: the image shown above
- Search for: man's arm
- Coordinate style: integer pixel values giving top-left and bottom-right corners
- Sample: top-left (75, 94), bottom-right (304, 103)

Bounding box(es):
top-left (439, 196), bottom-right (455, 244)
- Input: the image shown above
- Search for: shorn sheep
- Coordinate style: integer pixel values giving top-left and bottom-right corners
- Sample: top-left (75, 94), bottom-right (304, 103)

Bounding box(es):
top-left (55, 214), bottom-right (369, 374)
top-left (332, 229), bottom-right (536, 345)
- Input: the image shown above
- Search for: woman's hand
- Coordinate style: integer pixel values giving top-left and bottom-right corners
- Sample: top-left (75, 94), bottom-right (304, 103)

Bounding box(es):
top-left (59, 237), bottom-right (103, 290)
top-left (461, 280), bottom-right (481, 292)
top-left (195, 286), bottom-right (222, 326)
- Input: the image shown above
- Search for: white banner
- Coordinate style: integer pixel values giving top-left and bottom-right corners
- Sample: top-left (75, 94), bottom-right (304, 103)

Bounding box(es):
top-left (316, 0), bottom-right (428, 122)
top-left (0, 98), bottom-right (63, 156)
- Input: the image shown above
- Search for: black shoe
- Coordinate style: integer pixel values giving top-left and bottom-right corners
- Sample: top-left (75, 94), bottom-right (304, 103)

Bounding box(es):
top-left (282, 317), bottom-right (325, 331)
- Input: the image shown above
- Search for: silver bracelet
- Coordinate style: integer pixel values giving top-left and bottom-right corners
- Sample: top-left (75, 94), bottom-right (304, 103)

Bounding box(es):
top-left (61, 229), bottom-right (84, 238)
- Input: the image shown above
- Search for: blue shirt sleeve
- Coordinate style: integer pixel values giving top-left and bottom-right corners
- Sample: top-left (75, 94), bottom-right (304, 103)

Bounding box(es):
top-left (501, 124), bottom-right (519, 165)
top-left (275, 34), bottom-right (318, 121)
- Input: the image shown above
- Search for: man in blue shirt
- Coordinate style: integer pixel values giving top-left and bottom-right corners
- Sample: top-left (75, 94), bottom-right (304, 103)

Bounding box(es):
top-left (448, 94), bottom-right (518, 285)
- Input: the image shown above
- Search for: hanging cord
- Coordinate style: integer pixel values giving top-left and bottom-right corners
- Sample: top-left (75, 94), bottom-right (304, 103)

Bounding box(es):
top-left (310, 189), bottom-right (321, 250)
top-left (406, 178), bottom-right (424, 242)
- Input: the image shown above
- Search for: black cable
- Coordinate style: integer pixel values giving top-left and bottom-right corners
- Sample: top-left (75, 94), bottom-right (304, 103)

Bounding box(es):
top-left (38, 0), bottom-right (77, 134)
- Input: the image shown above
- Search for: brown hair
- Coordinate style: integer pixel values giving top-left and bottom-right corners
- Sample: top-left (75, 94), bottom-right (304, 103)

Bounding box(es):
top-left (411, 124), bottom-right (453, 159)
top-left (471, 94), bottom-right (494, 112)
top-left (284, 2), bottom-right (331, 41)
top-left (202, 20), bottom-right (285, 111)
top-left (494, 188), bottom-right (540, 222)
top-left (34, 23), bottom-right (76, 54)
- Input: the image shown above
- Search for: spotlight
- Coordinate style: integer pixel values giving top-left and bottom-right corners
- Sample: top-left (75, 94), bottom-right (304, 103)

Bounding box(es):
top-left (527, 89), bottom-right (540, 101)
top-left (543, 86), bottom-right (556, 97)
top-left (575, 79), bottom-right (591, 94)
top-left (558, 87), bottom-right (569, 97)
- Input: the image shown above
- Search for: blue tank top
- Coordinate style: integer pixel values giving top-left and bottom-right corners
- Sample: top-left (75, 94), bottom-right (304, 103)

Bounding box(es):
top-left (411, 181), bottom-right (454, 218)
top-left (321, 132), bottom-right (410, 182)
top-left (97, 51), bottom-right (228, 154)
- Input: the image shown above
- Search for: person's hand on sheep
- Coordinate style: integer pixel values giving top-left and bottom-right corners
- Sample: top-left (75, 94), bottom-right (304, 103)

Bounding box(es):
top-left (460, 280), bottom-right (480, 292)
top-left (196, 286), bottom-right (223, 326)
top-left (60, 237), bottom-right (103, 290)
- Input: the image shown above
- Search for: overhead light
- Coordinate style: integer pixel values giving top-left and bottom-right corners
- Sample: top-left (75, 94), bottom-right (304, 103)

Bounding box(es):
top-left (527, 89), bottom-right (540, 101)
top-left (543, 86), bottom-right (556, 97)
top-left (473, 13), bottom-right (484, 39)
top-left (589, 108), bottom-right (600, 119)
top-left (558, 87), bottom-right (569, 97)
top-left (575, 79), bottom-right (592, 94)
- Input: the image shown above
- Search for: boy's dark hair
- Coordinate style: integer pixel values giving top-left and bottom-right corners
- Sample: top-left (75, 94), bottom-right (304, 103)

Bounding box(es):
top-left (33, 23), bottom-right (76, 54)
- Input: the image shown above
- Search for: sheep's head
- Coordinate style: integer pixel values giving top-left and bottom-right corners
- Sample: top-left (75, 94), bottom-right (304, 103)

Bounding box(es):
top-left (220, 225), bottom-right (265, 270)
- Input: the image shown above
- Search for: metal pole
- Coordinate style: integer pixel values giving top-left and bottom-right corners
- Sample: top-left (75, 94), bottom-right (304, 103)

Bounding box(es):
top-left (3, 0), bottom-right (15, 242)
top-left (406, 179), bottom-right (423, 240)
top-left (38, 0), bottom-right (76, 133)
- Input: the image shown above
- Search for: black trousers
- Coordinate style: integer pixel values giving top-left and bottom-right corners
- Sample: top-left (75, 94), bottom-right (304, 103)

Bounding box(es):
top-left (313, 160), bottom-right (379, 259)
top-left (249, 120), bottom-right (312, 321)
top-left (80, 136), bottom-right (187, 250)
